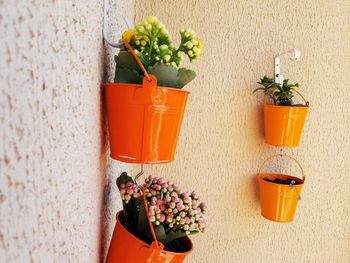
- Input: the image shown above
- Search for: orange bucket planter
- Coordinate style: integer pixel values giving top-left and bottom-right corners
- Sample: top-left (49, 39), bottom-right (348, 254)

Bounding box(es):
top-left (257, 154), bottom-right (305, 222)
top-left (263, 91), bottom-right (309, 147)
top-left (105, 75), bottom-right (189, 164)
top-left (106, 211), bottom-right (193, 263)
top-left (105, 40), bottom-right (189, 164)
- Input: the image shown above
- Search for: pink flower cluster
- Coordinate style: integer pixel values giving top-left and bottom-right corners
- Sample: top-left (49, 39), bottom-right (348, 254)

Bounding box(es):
top-left (143, 175), bottom-right (207, 235)
top-left (119, 181), bottom-right (141, 204)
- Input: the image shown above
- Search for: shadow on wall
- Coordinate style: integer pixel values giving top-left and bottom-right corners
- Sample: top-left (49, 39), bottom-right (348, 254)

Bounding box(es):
top-left (250, 174), bottom-right (260, 204)
top-left (98, 44), bottom-right (109, 262)
top-left (255, 104), bottom-right (265, 140)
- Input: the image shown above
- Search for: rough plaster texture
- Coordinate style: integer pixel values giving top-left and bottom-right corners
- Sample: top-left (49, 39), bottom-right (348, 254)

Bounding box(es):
top-left (101, 1), bottom-right (134, 261)
top-left (0, 0), bottom-right (132, 262)
top-left (134, 0), bottom-right (350, 262)
top-left (2, 0), bottom-right (350, 262)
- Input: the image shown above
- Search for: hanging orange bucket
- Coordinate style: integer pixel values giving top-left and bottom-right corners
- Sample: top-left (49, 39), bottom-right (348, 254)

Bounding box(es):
top-left (106, 186), bottom-right (194, 263)
top-left (104, 41), bottom-right (189, 164)
top-left (257, 154), bottom-right (305, 222)
top-left (106, 211), bottom-right (193, 263)
top-left (264, 90), bottom-right (309, 147)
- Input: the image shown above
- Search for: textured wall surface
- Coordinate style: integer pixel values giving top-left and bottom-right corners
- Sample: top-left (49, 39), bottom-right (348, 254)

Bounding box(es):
top-left (101, 1), bottom-right (134, 261)
top-left (2, 0), bottom-right (350, 262)
top-left (135, 0), bottom-right (350, 262)
top-left (0, 0), bottom-right (132, 262)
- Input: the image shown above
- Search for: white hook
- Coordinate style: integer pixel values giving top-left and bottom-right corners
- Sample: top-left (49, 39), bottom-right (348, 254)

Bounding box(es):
top-left (135, 164), bottom-right (144, 189)
top-left (103, 0), bottom-right (132, 48)
top-left (274, 48), bottom-right (301, 85)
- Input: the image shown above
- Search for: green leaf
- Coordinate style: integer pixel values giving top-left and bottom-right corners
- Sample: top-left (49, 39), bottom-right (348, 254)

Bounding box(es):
top-left (114, 67), bottom-right (142, 84)
top-left (116, 172), bottom-right (134, 189)
top-left (117, 172), bottom-right (140, 232)
top-left (115, 51), bottom-right (141, 72)
top-left (258, 76), bottom-right (274, 85)
top-left (137, 201), bottom-right (153, 243)
top-left (138, 53), bottom-right (149, 69)
top-left (148, 64), bottom-right (179, 88)
top-left (255, 75), bottom-right (300, 106)
top-left (153, 225), bottom-right (166, 243)
top-left (136, 201), bottom-right (166, 244)
top-left (148, 64), bottom-right (196, 89)
top-left (164, 229), bottom-right (188, 244)
top-left (177, 68), bottom-right (196, 88)
top-left (253, 87), bottom-right (265, 94)
top-left (123, 200), bottom-right (139, 232)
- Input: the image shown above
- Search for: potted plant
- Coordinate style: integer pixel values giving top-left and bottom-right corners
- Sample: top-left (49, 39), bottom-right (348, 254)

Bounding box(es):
top-left (106, 172), bottom-right (208, 262)
top-left (104, 16), bottom-right (202, 163)
top-left (254, 76), bottom-right (309, 147)
top-left (257, 154), bottom-right (305, 222)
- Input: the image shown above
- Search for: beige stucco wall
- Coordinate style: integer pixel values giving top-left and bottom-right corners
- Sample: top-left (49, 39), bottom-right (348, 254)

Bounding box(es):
top-left (1, 0), bottom-right (350, 262)
top-left (0, 0), bottom-right (132, 262)
top-left (134, 0), bottom-right (350, 262)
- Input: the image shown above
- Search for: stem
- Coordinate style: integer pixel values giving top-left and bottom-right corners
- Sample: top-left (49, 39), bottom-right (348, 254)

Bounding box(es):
top-left (147, 36), bottom-right (155, 67)
top-left (146, 27), bottom-right (160, 68)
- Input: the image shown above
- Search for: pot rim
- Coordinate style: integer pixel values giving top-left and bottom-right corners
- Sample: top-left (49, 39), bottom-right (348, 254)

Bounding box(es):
top-left (263, 103), bottom-right (309, 109)
top-left (257, 173), bottom-right (305, 185)
top-left (104, 82), bottom-right (190, 94)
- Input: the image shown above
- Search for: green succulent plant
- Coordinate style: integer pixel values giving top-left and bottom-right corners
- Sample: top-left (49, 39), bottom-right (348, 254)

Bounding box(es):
top-left (114, 16), bottom-right (201, 89)
top-left (114, 51), bottom-right (196, 88)
top-left (254, 76), bottom-right (300, 106)
top-left (116, 172), bottom-right (207, 251)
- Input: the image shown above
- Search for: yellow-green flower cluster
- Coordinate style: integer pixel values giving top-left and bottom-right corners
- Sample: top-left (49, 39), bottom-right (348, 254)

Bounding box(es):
top-left (121, 16), bottom-right (201, 69)
top-left (179, 28), bottom-right (202, 62)
top-left (123, 16), bottom-right (176, 68)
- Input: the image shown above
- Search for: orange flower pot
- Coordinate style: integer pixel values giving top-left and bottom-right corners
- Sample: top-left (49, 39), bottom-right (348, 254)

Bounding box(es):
top-left (105, 75), bottom-right (189, 164)
top-left (263, 103), bottom-right (309, 147)
top-left (106, 211), bottom-right (193, 263)
top-left (257, 154), bottom-right (305, 222)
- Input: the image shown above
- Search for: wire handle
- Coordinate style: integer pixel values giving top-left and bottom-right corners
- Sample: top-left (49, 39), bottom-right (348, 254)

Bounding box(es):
top-left (293, 89), bottom-right (309, 106)
top-left (257, 154), bottom-right (305, 181)
top-left (142, 185), bottom-right (166, 262)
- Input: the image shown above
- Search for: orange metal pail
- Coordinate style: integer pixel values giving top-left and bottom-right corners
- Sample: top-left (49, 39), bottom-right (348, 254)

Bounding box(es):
top-left (105, 75), bottom-right (189, 164)
top-left (106, 211), bottom-right (193, 263)
top-left (263, 90), bottom-right (309, 147)
top-left (257, 154), bottom-right (305, 222)
top-left (263, 103), bottom-right (309, 147)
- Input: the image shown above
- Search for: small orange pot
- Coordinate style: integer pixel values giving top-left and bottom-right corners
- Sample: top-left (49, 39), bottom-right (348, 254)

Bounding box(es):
top-left (263, 103), bottom-right (309, 147)
top-left (257, 154), bottom-right (305, 222)
top-left (105, 75), bottom-right (189, 164)
top-left (106, 211), bottom-right (193, 263)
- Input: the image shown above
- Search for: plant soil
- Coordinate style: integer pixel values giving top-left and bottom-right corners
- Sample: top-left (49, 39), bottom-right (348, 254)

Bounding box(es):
top-left (264, 178), bottom-right (302, 185)
top-left (292, 103), bottom-right (308, 107)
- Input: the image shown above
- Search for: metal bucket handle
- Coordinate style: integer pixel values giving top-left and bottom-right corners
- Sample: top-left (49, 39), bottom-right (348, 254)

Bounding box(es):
top-left (257, 154), bottom-right (305, 181)
top-left (141, 185), bottom-right (166, 262)
top-left (293, 89), bottom-right (309, 106)
top-left (122, 40), bottom-right (159, 101)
